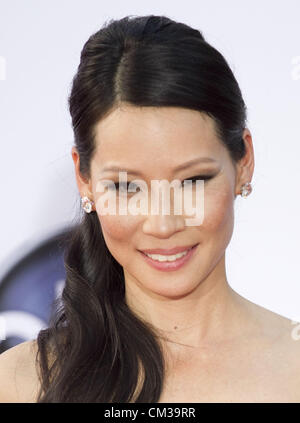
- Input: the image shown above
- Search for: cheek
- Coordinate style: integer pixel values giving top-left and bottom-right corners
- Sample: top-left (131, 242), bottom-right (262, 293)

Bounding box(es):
top-left (202, 184), bottom-right (234, 232)
top-left (98, 213), bottom-right (139, 242)
top-left (97, 214), bottom-right (138, 267)
top-left (94, 190), bottom-right (138, 241)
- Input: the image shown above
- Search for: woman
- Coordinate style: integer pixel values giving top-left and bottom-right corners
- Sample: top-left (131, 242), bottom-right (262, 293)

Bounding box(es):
top-left (1, 14), bottom-right (300, 403)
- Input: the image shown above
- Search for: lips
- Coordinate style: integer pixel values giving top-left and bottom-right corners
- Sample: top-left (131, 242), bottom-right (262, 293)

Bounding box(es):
top-left (139, 243), bottom-right (198, 272)
top-left (139, 244), bottom-right (198, 255)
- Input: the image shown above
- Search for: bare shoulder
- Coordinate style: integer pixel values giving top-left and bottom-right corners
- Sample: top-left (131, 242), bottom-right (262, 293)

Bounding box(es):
top-left (267, 310), bottom-right (300, 365)
top-left (247, 299), bottom-right (300, 347)
top-left (234, 291), bottom-right (300, 343)
top-left (240, 293), bottom-right (300, 371)
top-left (233, 293), bottom-right (300, 400)
top-left (0, 340), bottom-right (42, 403)
top-left (260, 306), bottom-right (300, 396)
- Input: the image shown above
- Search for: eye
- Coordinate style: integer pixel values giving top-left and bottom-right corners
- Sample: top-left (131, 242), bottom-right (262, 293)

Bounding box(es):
top-left (107, 176), bottom-right (214, 192)
top-left (111, 182), bottom-right (141, 193)
top-left (182, 174), bottom-right (214, 186)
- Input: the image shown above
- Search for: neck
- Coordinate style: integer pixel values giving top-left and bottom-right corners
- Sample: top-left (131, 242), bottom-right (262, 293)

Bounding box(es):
top-left (124, 255), bottom-right (250, 350)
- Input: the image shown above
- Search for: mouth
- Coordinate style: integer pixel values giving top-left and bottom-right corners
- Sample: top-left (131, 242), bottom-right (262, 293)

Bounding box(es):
top-left (138, 243), bottom-right (198, 256)
top-left (138, 243), bottom-right (199, 272)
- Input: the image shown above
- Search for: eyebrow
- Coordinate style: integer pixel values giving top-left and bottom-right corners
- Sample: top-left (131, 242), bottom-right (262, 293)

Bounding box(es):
top-left (101, 157), bottom-right (218, 176)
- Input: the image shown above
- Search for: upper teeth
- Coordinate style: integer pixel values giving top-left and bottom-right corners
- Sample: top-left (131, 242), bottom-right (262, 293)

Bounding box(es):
top-left (145, 248), bottom-right (191, 262)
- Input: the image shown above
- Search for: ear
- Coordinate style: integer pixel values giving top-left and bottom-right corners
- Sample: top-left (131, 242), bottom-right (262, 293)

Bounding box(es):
top-left (71, 146), bottom-right (94, 206)
top-left (234, 128), bottom-right (255, 197)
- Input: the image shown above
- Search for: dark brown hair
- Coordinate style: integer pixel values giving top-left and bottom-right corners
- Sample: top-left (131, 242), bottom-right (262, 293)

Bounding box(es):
top-left (36, 14), bottom-right (247, 402)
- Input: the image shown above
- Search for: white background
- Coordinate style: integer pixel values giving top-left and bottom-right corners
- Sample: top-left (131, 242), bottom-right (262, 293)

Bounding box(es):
top-left (0, 0), bottom-right (299, 321)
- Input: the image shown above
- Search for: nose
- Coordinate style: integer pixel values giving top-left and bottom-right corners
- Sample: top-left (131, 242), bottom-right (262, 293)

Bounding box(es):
top-left (142, 213), bottom-right (185, 238)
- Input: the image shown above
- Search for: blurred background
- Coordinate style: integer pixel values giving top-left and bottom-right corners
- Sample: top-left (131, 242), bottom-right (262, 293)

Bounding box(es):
top-left (0, 0), bottom-right (300, 352)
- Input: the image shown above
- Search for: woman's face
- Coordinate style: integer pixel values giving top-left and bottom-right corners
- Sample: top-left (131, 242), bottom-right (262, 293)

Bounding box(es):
top-left (75, 105), bottom-right (253, 300)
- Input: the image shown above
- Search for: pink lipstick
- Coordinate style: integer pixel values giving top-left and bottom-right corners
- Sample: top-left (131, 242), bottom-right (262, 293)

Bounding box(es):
top-left (138, 243), bottom-right (199, 272)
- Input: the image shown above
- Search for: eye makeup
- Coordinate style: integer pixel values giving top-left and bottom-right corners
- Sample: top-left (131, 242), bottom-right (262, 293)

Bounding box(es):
top-left (105, 174), bottom-right (215, 193)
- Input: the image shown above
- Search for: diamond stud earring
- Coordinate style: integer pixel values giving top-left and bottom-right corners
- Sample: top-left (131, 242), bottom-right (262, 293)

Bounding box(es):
top-left (240, 182), bottom-right (252, 198)
top-left (81, 196), bottom-right (95, 213)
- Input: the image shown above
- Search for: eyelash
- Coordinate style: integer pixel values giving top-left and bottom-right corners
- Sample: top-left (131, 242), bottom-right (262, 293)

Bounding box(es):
top-left (110, 175), bottom-right (214, 192)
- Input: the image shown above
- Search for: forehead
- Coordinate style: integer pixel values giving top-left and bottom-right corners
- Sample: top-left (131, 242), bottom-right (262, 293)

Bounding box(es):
top-left (92, 106), bottom-right (225, 171)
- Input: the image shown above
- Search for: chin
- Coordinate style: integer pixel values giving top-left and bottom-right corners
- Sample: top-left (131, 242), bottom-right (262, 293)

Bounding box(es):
top-left (134, 274), bottom-right (201, 299)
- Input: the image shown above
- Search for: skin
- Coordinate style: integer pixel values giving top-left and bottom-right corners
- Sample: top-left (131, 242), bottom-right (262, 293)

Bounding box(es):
top-left (71, 104), bottom-right (300, 402)
top-left (73, 104), bottom-right (254, 347)
top-left (0, 104), bottom-right (299, 402)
